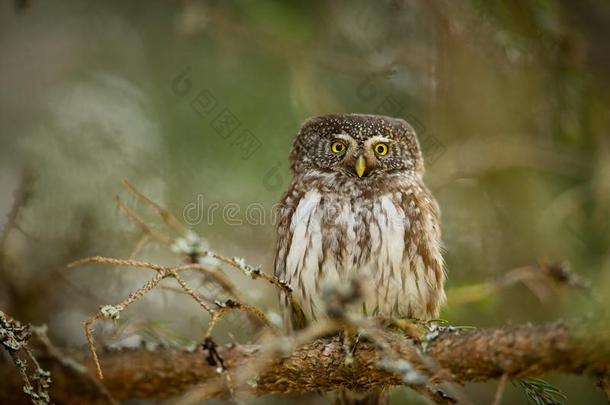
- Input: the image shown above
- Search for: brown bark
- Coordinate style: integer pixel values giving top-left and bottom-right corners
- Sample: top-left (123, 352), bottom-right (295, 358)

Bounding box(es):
top-left (1, 321), bottom-right (608, 404)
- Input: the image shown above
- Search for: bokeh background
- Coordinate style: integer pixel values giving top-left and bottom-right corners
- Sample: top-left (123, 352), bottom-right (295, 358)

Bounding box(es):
top-left (1, 0), bottom-right (609, 403)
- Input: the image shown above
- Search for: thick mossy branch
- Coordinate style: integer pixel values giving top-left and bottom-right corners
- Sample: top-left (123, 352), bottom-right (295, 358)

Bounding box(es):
top-left (1, 321), bottom-right (608, 404)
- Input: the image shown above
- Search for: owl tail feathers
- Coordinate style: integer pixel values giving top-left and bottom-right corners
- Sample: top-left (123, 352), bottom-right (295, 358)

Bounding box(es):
top-left (334, 389), bottom-right (388, 405)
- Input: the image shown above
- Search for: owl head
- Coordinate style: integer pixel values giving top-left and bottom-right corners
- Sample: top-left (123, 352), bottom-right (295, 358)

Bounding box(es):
top-left (290, 113), bottom-right (424, 179)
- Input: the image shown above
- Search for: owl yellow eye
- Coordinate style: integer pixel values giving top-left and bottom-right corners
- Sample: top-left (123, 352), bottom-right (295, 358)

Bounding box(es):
top-left (331, 141), bottom-right (347, 154)
top-left (374, 143), bottom-right (389, 156)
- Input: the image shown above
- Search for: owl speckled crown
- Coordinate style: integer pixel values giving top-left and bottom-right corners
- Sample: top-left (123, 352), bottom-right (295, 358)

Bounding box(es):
top-left (300, 113), bottom-right (417, 141)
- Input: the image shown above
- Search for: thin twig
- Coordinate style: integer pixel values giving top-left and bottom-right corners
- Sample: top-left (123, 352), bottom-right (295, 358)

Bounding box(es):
top-left (173, 263), bottom-right (244, 301)
top-left (0, 169), bottom-right (33, 249)
top-left (205, 300), bottom-right (275, 339)
top-left (116, 196), bottom-right (172, 245)
top-left (205, 252), bottom-right (305, 321)
top-left (122, 179), bottom-right (186, 234)
top-left (0, 169), bottom-right (34, 309)
top-left (82, 269), bottom-right (167, 379)
top-left (68, 256), bottom-right (166, 272)
top-left (169, 269), bottom-right (215, 314)
top-left (492, 373), bottom-right (509, 405)
top-left (70, 254), bottom-right (279, 379)
top-left (31, 325), bottom-right (118, 404)
top-left (129, 233), bottom-right (150, 259)
top-left (448, 260), bottom-right (592, 306)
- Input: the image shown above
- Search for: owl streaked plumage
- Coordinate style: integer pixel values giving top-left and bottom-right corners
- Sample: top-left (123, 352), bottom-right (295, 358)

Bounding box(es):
top-left (274, 113), bottom-right (445, 332)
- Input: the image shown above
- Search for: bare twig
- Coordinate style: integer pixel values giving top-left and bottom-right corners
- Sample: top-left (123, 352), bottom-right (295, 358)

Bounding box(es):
top-left (128, 233), bottom-right (150, 259)
top-left (82, 269), bottom-right (167, 379)
top-left (31, 325), bottom-right (117, 405)
top-left (116, 196), bottom-right (172, 246)
top-left (0, 169), bottom-right (33, 248)
top-left (0, 169), bottom-right (34, 311)
top-left (68, 256), bottom-right (166, 273)
top-left (68, 255), bottom-right (278, 379)
top-left (448, 259), bottom-right (593, 306)
top-left (205, 252), bottom-right (304, 320)
top-left (492, 373), bottom-right (508, 405)
top-left (173, 263), bottom-right (244, 301)
top-left (121, 179), bottom-right (186, 234)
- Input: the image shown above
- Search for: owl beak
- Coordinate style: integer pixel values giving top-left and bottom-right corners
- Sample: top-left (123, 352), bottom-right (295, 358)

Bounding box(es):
top-left (355, 155), bottom-right (367, 178)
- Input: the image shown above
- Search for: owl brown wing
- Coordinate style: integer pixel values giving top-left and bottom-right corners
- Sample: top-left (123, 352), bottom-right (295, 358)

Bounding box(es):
top-left (398, 181), bottom-right (446, 319)
top-left (273, 182), bottom-right (308, 332)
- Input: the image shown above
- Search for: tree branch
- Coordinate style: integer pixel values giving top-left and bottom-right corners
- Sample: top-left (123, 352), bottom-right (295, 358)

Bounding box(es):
top-left (1, 321), bottom-right (608, 404)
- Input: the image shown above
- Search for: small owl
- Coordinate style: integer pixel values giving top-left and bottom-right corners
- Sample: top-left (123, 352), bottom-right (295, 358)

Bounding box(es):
top-left (274, 113), bottom-right (445, 332)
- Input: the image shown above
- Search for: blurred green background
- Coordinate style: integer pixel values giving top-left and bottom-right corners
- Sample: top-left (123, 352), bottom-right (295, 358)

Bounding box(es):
top-left (1, 0), bottom-right (609, 403)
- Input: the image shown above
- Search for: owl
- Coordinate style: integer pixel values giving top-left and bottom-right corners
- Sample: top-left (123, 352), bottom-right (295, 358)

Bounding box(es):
top-left (274, 113), bottom-right (445, 333)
